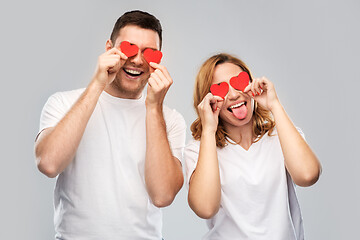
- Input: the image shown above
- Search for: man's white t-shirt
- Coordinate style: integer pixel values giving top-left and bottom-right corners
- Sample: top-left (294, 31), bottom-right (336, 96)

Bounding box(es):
top-left (184, 129), bottom-right (305, 240)
top-left (39, 88), bottom-right (186, 240)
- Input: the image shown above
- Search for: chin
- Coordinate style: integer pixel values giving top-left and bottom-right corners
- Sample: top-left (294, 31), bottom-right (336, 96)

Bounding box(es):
top-left (220, 111), bottom-right (253, 128)
top-left (115, 75), bottom-right (147, 93)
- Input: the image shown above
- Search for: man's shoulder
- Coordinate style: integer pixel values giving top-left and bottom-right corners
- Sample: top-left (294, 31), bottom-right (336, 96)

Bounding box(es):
top-left (46, 88), bottom-right (85, 107)
top-left (50, 88), bottom-right (85, 101)
top-left (162, 105), bottom-right (186, 126)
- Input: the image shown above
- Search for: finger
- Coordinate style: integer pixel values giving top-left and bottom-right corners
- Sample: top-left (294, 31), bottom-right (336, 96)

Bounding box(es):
top-left (106, 47), bottom-right (121, 55)
top-left (148, 77), bottom-right (159, 89)
top-left (150, 62), bottom-right (172, 81)
top-left (201, 92), bottom-right (213, 106)
top-left (253, 78), bottom-right (262, 96)
top-left (119, 51), bottom-right (128, 60)
top-left (214, 105), bottom-right (222, 117)
top-left (251, 79), bottom-right (261, 96)
top-left (104, 57), bottom-right (121, 73)
top-left (246, 90), bottom-right (254, 98)
top-left (209, 96), bottom-right (218, 111)
top-left (148, 62), bottom-right (158, 74)
top-left (211, 101), bottom-right (217, 112)
top-left (154, 69), bottom-right (172, 86)
top-left (213, 95), bottom-right (224, 102)
top-left (245, 82), bottom-right (255, 97)
top-left (213, 100), bottom-right (225, 117)
top-left (150, 72), bottom-right (165, 89)
top-left (108, 47), bottom-right (128, 61)
top-left (217, 100), bottom-right (224, 110)
top-left (259, 76), bottom-right (271, 91)
top-left (244, 83), bottom-right (252, 93)
top-left (102, 56), bottom-right (120, 67)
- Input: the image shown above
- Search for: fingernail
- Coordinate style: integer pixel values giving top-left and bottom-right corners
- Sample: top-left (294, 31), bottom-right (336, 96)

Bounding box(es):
top-left (252, 93), bottom-right (255, 97)
top-left (257, 92), bottom-right (260, 95)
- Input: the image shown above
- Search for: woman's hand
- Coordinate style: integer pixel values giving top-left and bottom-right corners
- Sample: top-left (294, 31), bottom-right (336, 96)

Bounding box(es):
top-left (245, 77), bottom-right (321, 186)
top-left (197, 93), bottom-right (224, 134)
top-left (244, 77), bottom-right (280, 112)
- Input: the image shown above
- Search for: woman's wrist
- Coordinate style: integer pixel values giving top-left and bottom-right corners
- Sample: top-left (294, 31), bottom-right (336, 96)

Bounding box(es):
top-left (270, 100), bottom-right (284, 118)
top-left (201, 128), bottom-right (217, 138)
top-left (269, 99), bottom-right (282, 113)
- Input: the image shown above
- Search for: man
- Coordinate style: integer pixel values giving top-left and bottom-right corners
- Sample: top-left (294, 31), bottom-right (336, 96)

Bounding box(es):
top-left (35, 10), bottom-right (186, 240)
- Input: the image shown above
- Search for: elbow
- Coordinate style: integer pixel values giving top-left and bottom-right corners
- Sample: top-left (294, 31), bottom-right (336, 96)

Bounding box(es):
top-left (37, 159), bottom-right (59, 178)
top-left (35, 149), bottom-right (59, 178)
top-left (151, 193), bottom-right (175, 208)
top-left (188, 197), bottom-right (219, 219)
top-left (295, 168), bottom-right (321, 187)
top-left (148, 174), bottom-right (183, 208)
top-left (191, 204), bottom-right (219, 219)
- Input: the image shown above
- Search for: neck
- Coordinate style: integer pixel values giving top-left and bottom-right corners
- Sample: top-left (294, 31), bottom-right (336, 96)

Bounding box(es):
top-left (224, 118), bottom-right (255, 150)
top-left (104, 84), bottom-right (143, 99)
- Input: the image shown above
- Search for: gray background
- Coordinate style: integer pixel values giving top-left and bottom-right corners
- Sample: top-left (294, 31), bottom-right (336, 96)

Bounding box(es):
top-left (1, 0), bottom-right (358, 239)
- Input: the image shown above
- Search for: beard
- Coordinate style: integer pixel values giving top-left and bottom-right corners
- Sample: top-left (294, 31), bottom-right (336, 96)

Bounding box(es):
top-left (110, 69), bottom-right (149, 99)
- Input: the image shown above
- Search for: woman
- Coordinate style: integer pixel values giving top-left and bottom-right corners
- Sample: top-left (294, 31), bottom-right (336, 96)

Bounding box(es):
top-left (185, 53), bottom-right (321, 239)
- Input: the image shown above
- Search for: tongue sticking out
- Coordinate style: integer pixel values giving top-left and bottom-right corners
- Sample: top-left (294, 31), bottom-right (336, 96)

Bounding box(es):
top-left (232, 104), bottom-right (248, 120)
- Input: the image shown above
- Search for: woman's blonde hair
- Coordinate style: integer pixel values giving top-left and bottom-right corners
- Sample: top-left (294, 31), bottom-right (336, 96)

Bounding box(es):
top-left (190, 53), bottom-right (275, 148)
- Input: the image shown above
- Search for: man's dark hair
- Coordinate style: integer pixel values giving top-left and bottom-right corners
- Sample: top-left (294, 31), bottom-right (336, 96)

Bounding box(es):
top-left (110, 10), bottom-right (163, 49)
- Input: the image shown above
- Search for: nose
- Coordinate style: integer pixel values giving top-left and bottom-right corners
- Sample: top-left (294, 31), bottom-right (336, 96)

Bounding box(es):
top-left (129, 49), bottom-right (144, 66)
top-left (226, 85), bottom-right (240, 100)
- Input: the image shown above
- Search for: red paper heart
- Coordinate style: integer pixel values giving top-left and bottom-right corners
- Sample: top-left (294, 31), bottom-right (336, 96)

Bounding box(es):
top-left (120, 41), bottom-right (139, 57)
top-left (229, 72), bottom-right (250, 92)
top-left (143, 48), bottom-right (163, 64)
top-left (210, 82), bottom-right (229, 99)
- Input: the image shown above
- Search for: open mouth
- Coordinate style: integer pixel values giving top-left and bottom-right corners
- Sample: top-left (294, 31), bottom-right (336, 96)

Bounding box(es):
top-left (123, 68), bottom-right (143, 77)
top-left (227, 101), bottom-right (247, 113)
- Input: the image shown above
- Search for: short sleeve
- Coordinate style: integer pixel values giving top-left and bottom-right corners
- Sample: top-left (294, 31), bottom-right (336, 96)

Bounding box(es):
top-left (272, 126), bottom-right (306, 141)
top-left (184, 140), bottom-right (200, 187)
top-left (165, 109), bottom-right (187, 163)
top-left (295, 127), bottom-right (306, 140)
top-left (39, 92), bottom-right (68, 135)
top-left (38, 89), bottom-right (84, 137)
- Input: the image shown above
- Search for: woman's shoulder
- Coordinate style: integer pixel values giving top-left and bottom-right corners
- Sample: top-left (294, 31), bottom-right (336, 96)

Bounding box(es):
top-left (267, 126), bottom-right (305, 139)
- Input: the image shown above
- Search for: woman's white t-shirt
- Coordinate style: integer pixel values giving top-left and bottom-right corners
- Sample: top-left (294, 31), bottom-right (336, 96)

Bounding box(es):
top-left (185, 129), bottom-right (305, 240)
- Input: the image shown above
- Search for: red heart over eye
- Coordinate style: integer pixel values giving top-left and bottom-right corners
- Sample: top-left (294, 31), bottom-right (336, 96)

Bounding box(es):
top-left (210, 82), bottom-right (229, 99)
top-left (229, 72), bottom-right (250, 92)
top-left (143, 48), bottom-right (163, 64)
top-left (120, 41), bottom-right (139, 57)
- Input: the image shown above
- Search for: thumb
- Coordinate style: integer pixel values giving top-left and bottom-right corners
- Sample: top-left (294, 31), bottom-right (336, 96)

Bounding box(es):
top-left (214, 105), bottom-right (222, 117)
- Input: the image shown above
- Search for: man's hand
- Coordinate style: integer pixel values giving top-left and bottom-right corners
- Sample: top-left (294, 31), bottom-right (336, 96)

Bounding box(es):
top-left (92, 47), bottom-right (128, 89)
top-left (145, 62), bottom-right (173, 109)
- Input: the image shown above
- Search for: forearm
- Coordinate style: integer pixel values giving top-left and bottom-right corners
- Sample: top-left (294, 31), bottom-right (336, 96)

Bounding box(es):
top-left (271, 102), bottom-right (321, 186)
top-left (145, 106), bottom-right (183, 207)
top-left (35, 80), bottom-right (104, 177)
top-left (188, 131), bottom-right (221, 219)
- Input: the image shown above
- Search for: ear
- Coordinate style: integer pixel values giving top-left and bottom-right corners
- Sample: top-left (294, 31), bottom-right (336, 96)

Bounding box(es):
top-left (106, 39), bottom-right (113, 51)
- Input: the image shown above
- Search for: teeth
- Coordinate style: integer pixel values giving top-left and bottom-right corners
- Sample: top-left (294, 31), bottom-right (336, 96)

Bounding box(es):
top-left (230, 102), bottom-right (245, 109)
top-left (125, 69), bottom-right (142, 75)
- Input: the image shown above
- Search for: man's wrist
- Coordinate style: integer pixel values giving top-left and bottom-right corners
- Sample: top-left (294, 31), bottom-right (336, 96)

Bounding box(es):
top-left (146, 103), bottom-right (163, 115)
top-left (145, 100), bottom-right (163, 111)
top-left (89, 77), bottom-right (106, 93)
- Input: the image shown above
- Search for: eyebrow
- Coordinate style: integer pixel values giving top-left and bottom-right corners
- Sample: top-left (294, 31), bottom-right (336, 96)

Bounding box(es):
top-left (143, 47), bottom-right (158, 51)
top-left (122, 41), bottom-right (158, 51)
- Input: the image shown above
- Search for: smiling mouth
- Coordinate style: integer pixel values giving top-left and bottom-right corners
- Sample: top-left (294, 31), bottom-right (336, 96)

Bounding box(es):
top-left (227, 101), bottom-right (247, 113)
top-left (123, 68), bottom-right (143, 77)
